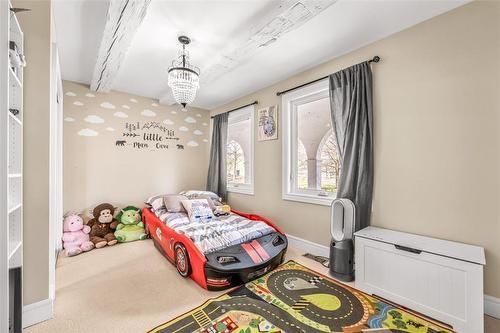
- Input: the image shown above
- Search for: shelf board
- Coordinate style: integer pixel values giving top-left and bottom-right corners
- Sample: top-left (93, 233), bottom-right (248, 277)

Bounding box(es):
top-left (8, 66), bottom-right (22, 88)
top-left (8, 111), bottom-right (22, 126)
top-left (8, 240), bottom-right (22, 269)
top-left (8, 203), bottom-right (22, 214)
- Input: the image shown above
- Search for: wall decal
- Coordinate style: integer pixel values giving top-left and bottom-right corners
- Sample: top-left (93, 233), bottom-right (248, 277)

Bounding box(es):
top-left (193, 130), bottom-right (203, 135)
top-left (142, 121), bottom-right (172, 133)
top-left (129, 98), bottom-right (138, 103)
top-left (113, 111), bottom-right (128, 118)
top-left (202, 122), bottom-right (208, 126)
top-left (78, 128), bottom-right (98, 137)
top-left (196, 113), bottom-right (202, 118)
top-left (171, 111), bottom-right (177, 114)
top-left (258, 105), bottom-right (278, 141)
top-left (151, 103), bottom-right (158, 107)
top-left (202, 139), bottom-right (208, 143)
top-left (73, 101), bottom-right (84, 106)
top-left (85, 93), bottom-right (96, 98)
top-left (100, 102), bottom-right (116, 109)
top-left (163, 119), bottom-right (174, 125)
top-left (179, 126), bottom-right (188, 132)
top-left (106, 127), bottom-right (115, 131)
top-left (141, 109), bottom-right (156, 117)
top-left (187, 140), bottom-right (199, 147)
top-left (65, 91), bottom-right (76, 96)
top-left (184, 116), bottom-right (196, 123)
top-left (64, 117), bottom-right (75, 122)
top-left (115, 121), bottom-right (182, 150)
top-left (84, 115), bottom-right (105, 124)
top-left (122, 104), bottom-right (130, 109)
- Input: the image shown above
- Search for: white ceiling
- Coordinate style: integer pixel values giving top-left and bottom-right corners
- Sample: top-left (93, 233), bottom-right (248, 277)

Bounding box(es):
top-left (54, 0), bottom-right (468, 110)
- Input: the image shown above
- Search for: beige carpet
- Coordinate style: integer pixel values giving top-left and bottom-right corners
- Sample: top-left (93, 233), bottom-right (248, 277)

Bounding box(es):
top-left (25, 240), bottom-right (499, 333)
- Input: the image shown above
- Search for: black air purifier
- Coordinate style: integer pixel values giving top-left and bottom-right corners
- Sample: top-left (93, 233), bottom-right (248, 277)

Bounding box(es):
top-left (329, 199), bottom-right (356, 282)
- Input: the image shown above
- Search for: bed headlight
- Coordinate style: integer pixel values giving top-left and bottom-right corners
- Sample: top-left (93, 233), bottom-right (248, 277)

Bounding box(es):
top-left (272, 235), bottom-right (284, 246)
top-left (217, 256), bottom-right (239, 264)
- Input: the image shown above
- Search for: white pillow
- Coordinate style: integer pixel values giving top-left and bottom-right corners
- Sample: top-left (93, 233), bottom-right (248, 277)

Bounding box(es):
top-left (181, 199), bottom-right (214, 223)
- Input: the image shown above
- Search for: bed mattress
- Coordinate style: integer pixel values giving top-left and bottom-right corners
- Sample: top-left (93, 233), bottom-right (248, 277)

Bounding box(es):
top-left (153, 208), bottom-right (275, 254)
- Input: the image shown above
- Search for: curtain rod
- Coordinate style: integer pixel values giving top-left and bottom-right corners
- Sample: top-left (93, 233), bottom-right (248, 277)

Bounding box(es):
top-left (210, 100), bottom-right (258, 119)
top-left (276, 56), bottom-right (380, 97)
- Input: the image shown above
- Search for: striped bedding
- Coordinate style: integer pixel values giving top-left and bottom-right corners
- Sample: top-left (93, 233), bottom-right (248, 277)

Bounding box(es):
top-left (153, 208), bottom-right (275, 254)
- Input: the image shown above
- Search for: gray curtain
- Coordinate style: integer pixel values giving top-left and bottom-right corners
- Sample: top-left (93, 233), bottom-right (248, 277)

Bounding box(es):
top-left (329, 61), bottom-right (374, 231)
top-left (206, 113), bottom-right (229, 201)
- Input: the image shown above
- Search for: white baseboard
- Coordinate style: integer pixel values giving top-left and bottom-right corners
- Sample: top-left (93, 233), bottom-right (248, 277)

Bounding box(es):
top-left (485, 295), bottom-right (500, 319)
top-left (287, 234), bottom-right (330, 257)
top-left (23, 297), bottom-right (53, 328)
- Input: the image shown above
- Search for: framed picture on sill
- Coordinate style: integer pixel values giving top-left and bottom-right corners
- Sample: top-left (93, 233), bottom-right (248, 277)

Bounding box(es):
top-left (257, 105), bottom-right (278, 141)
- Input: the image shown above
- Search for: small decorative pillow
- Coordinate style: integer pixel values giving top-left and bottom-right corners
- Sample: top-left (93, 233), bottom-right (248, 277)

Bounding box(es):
top-left (163, 195), bottom-right (188, 213)
top-left (180, 190), bottom-right (222, 203)
top-left (149, 197), bottom-right (165, 213)
top-left (145, 194), bottom-right (167, 206)
top-left (181, 199), bottom-right (214, 223)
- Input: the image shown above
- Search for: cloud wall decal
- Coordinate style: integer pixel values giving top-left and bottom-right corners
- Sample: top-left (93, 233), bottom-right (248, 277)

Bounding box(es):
top-left (78, 128), bottom-right (98, 137)
top-left (113, 111), bottom-right (128, 118)
top-left (100, 102), bottom-right (116, 109)
top-left (84, 115), bottom-right (105, 124)
top-left (141, 109), bottom-right (156, 117)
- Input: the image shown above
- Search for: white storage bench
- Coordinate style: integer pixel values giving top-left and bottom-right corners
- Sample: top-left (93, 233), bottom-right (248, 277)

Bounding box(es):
top-left (354, 226), bottom-right (485, 333)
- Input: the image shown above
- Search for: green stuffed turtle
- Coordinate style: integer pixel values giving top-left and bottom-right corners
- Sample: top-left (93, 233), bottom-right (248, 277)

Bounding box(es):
top-left (114, 206), bottom-right (147, 243)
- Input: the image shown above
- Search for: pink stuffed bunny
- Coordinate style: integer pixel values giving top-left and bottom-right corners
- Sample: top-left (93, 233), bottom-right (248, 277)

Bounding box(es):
top-left (62, 212), bottom-right (94, 256)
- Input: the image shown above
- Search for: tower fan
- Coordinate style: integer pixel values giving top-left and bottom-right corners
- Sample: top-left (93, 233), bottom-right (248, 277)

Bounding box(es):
top-left (329, 198), bottom-right (356, 282)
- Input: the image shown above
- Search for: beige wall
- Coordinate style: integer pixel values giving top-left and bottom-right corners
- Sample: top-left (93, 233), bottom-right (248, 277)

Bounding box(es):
top-left (15, 0), bottom-right (52, 305)
top-left (62, 81), bottom-right (210, 213)
top-left (212, 2), bottom-right (500, 297)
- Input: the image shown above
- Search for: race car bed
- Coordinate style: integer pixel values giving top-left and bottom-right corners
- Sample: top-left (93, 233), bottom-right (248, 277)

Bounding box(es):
top-left (143, 207), bottom-right (287, 290)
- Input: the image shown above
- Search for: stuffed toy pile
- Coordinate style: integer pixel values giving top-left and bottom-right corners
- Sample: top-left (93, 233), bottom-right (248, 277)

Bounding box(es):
top-left (62, 202), bottom-right (148, 257)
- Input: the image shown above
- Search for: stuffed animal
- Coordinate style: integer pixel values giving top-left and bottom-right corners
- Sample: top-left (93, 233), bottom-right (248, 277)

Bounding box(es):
top-left (114, 206), bottom-right (147, 242)
top-left (62, 212), bottom-right (94, 256)
top-left (87, 203), bottom-right (119, 248)
top-left (214, 204), bottom-right (231, 217)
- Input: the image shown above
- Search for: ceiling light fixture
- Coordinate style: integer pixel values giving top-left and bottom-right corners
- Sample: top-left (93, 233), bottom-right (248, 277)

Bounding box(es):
top-left (167, 36), bottom-right (200, 109)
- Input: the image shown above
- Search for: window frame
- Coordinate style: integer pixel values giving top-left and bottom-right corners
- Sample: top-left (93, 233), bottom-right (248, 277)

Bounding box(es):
top-left (226, 105), bottom-right (255, 195)
top-left (282, 78), bottom-right (336, 206)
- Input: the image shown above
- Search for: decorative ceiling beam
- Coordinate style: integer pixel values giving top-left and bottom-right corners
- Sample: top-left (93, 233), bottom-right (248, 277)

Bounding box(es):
top-left (201, 0), bottom-right (338, 84)
top-left (90, 0), bottom-right (151, 92)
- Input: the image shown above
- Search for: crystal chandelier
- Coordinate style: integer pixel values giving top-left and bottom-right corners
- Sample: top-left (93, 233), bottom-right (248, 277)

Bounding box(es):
top-left (168, 36), bottom-right (200, 108)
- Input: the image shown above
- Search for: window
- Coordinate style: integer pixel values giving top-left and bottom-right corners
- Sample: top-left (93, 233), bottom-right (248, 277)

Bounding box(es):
top-left (226, 105), bottom-right (254, 194)
top-left (282, 79), bottom-right (340, 205)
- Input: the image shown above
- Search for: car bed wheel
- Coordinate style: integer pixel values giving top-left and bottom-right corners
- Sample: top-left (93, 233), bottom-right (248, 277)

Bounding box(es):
top-left (174, 243), bottom-right (191, 277)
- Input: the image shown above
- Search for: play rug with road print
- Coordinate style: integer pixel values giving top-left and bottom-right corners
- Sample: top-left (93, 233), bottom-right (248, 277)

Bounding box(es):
top-left (149, 261), bottom-right (454, 333)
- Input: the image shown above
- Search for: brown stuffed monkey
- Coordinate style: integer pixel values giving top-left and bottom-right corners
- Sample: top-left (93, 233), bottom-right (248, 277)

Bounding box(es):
top-left (87, 203), bottom-right (119, 248)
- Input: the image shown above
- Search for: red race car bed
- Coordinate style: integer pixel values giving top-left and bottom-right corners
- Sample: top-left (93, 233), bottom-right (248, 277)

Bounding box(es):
top-left (142, 208), bottom-right (288, 290)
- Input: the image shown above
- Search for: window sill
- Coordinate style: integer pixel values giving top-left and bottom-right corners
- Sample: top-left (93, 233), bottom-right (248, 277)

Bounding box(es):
top-left (282, 192), bottom-right (334, 206)
top-left (227, 186), bottom-right (254, 196)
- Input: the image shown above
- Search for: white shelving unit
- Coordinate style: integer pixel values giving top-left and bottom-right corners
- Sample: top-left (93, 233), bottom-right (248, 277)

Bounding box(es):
top-left (1, 2), bottom-right (24, 332)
